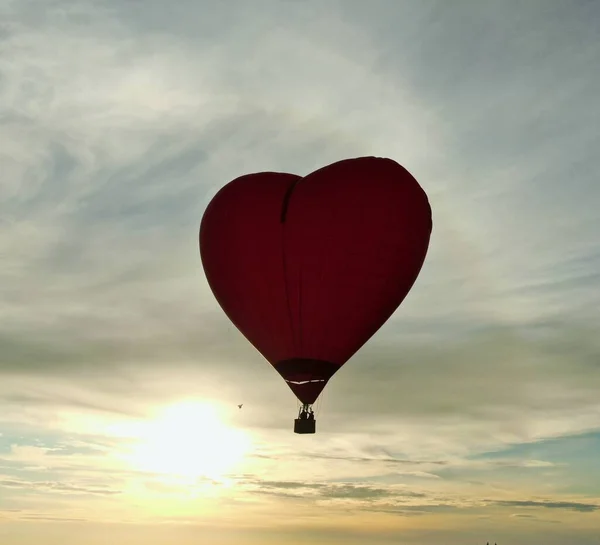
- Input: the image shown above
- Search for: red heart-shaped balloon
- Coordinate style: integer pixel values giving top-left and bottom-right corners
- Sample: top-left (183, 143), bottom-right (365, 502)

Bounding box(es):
top-left (200, 156), bottom-right (432, 404)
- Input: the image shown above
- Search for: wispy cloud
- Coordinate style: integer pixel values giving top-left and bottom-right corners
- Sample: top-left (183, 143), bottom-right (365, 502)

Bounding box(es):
top-left (497, 500), bottom-right (600, 513)
top-left (2, 0), bottom-right (600, 543)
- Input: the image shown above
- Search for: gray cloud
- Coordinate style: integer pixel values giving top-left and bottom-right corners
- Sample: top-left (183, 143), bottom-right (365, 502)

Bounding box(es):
top-left (495, 500), bottom-right (600, 513)
top-left (243, 478), bottom-right (427, 503)
top-left (0, 476), bottom-right (121, 496)
top-left (320, 484), bottom-right (420, 500)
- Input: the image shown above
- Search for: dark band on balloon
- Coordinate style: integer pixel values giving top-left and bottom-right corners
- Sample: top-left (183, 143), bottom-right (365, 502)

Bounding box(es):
top-left (274, 358), bottom-right (340, 383)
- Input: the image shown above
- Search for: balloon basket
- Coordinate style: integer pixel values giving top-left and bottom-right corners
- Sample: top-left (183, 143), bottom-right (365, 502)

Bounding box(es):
top-left (294, 418), bottom-right (316, 434)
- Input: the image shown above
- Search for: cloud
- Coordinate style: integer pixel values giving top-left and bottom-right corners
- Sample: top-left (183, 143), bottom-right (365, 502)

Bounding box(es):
top-left (0, 476), bottom-right (120, 496)
top-left (247, 479), bottom-right (416, 501)
top-left (1, 0), bottom-right (600, 540)
top-left (510, 513), bottom-right (562, 523)
top-left (17, 514), bottom-right (89, 522)
top-left (496, 500), bottom-right (600, 513)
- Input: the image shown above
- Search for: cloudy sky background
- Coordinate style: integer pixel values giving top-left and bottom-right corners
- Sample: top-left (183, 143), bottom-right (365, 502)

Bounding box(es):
top-left (1, 0), bottom-right (600, 543)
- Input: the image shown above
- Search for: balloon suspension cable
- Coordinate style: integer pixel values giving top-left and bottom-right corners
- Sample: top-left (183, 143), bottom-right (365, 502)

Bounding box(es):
top-left (314, 390), bottom-right (324, 417)
top-left (298, 403), bottom-right (313, 417)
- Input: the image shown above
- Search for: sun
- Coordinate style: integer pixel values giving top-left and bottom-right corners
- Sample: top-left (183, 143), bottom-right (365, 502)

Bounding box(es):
top-left (123, 400), bottom-right (250, 481)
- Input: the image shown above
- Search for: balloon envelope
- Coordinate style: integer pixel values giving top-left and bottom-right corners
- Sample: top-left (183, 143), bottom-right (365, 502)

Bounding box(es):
top-left (200, 157), bottom-right (432, 404)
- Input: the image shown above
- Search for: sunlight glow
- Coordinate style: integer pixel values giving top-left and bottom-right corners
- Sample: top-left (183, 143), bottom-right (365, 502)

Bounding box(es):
top-left (121, 400), bottom-right (251, 481)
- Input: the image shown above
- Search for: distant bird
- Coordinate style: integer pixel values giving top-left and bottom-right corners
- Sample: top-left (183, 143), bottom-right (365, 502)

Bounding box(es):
top-left (238, 404), bottom-right (243, 409)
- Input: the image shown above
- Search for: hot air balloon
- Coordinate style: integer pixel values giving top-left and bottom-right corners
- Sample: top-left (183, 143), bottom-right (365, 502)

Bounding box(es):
top-left (199, 156), bottom-right (432, 434)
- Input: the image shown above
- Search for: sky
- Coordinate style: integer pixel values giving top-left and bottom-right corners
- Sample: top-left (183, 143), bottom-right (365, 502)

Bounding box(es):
top-left (1, 0), bottom-right (600, 544)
